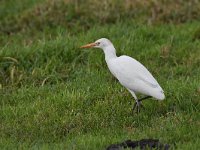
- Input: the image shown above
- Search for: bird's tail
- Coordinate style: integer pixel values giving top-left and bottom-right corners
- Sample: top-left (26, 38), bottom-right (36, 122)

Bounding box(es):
top-left (153, 90), bottom-right (165, 100)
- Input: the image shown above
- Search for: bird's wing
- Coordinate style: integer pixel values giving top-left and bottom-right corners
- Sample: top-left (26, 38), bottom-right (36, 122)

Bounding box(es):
top-left (110, 55), bottom-right (162, 90)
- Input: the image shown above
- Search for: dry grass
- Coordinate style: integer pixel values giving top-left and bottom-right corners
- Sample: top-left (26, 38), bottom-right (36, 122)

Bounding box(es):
top-left (1, 0), bottom-right (200, 34)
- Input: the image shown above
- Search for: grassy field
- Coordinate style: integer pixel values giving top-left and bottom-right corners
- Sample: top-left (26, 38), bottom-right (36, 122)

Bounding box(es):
top-left (0, 0), bottom-right (200, 149)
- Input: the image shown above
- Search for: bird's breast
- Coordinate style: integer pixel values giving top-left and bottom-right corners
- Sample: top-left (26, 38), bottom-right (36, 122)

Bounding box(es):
top-left (106, 60), bottom-right (119, 79)
top-left (106, 59), bottom-right (131, 84)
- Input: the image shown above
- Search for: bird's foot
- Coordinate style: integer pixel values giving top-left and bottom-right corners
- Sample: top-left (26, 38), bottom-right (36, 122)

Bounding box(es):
top-left (132, 101), bottom-right (145, 113)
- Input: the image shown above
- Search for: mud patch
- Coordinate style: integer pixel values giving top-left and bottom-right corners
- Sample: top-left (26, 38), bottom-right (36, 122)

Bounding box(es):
top-left (106, 139), bottom-right (170, 150)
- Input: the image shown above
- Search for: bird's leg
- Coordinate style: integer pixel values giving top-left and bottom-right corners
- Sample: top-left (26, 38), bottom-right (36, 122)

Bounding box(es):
top-left (127, 89), bottom-right (149, 113)
top-left (132, 99), bottom-right (143, 113)
top-left (138, 96), bottom-right (152, 102)
top-left (132, 96), bottom-right (152, 113)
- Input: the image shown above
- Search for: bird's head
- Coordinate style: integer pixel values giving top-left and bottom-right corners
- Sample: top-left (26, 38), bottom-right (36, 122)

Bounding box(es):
top-left (80, 38), bottom-right (112, 49)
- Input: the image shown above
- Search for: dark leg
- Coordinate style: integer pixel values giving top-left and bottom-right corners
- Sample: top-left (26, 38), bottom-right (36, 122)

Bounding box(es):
top-left (138, 96), bottom-right (152, 102)
top-left (132, 101), bottom-right (144, 113)
top-left (132, 96), bottom-right (152, 113)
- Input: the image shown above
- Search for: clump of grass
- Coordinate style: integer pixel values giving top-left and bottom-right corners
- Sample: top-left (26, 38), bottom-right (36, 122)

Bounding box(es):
top-left (192, 27), bottom-right (200, 40)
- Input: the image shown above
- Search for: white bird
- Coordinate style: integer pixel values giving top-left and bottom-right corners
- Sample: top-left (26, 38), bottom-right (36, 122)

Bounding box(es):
top-left (80, 38), bottom-right (165, 112)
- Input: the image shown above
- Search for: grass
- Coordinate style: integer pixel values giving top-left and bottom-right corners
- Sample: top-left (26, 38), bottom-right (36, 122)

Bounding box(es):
top-left (0, 0), bottom-right (200, 150)
top-left (1, 0), bottom-right (200, 35)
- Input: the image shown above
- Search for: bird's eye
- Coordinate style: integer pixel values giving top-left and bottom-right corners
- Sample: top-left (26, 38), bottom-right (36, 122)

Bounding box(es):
top-left (96, 42), bottom-right (100, 45)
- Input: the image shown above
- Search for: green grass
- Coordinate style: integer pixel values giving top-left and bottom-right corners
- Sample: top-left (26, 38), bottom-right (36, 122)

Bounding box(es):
top-left (1, 22), bottom-right (200, 149)
top-left (0, 0), bottom-right (200, 150)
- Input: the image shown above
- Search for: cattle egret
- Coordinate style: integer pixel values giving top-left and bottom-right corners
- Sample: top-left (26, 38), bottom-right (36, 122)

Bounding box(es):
top-left (80, 38), bottom-right (165, 112)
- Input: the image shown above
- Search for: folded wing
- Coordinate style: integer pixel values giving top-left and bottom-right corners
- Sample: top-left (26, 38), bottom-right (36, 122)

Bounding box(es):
top-left (110, 55), bottom-right (165, 100)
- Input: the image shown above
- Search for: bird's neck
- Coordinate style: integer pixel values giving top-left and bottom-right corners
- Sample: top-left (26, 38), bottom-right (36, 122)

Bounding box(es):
top-left (103, 45), bottom-right (117, 62)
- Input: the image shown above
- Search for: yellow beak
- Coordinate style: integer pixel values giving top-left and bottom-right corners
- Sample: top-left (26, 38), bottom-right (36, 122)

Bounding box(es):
top-left (80, 42), bottom-right (96, 48)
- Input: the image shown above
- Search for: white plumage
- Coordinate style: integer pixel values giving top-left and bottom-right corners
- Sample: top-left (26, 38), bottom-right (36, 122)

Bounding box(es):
top-left (80, 38), bottom-right (165, 112)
